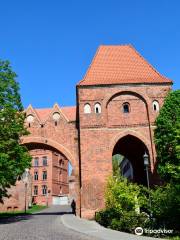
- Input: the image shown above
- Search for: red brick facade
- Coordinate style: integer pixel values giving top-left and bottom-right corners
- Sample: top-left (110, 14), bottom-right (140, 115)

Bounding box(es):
top-left (77, 84), bottom-right (171, 218)
top-left (29, 148), bottom-right (68, 206)
top-left (0, 45), bottom-right (172, 218)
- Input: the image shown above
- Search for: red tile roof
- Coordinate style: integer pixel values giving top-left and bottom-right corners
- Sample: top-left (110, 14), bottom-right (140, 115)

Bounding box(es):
top-left (78, 45), bottom-right (172, 86)
top-left (34, 106), bottom-right (76, 122)
top-left (35, 108), bottom-right (52, 121)
top-left (61, 106), bottom-right (76, 121)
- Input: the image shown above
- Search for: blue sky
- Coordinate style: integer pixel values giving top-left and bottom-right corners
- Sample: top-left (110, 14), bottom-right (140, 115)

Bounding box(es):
top-left (0, 0), bottom-right (179, 108)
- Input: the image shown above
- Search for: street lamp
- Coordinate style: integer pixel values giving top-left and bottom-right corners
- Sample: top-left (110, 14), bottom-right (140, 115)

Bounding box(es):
top-left (22, 168), bottom-right (30, 213)
top-left (46, 189), bottom-right (51, 207)
top-left (143, 152), bottom-right (152, 218)
top-left (143, 152), bottom-right (150, 189)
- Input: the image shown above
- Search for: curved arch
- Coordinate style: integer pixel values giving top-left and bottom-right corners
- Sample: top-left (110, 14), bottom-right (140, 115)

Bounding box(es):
top-left (21, 136), bottom-right (76, 167)
top-left (106, 90), bottom-right (155, 165)
top-left (110, 130), bottom-right (153, 169)
top-left (105, 90), bottom-right (148, 108)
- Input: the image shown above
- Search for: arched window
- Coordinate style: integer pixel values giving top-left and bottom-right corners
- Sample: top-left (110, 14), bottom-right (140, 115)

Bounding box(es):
top-left (123, 102), bottom-right (130, 113)
top-left (152, 100), bottom-right (159, 112)
top-left (84, 103), bottom-right (91, 114)
top-left (53, 112), bottom-right (60, 126)
top-left (94, 103), bottom-right (101, 114)
top-left (27, 115), bottom-right (34, 127)
top-left (52, 112), bottom-right (60, 121)
top-left (27, 114), bottom-right (34, 123)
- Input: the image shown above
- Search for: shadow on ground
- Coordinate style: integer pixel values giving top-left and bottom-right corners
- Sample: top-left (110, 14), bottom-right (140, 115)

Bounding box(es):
top-left (33, 211), bottom-right (72, 216)
top-left (0, 210), bottom-right (73, 224)
top-left (0, 214), bottom-right (33, 224)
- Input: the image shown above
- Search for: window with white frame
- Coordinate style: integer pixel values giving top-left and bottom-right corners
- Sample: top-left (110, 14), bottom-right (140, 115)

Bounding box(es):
top-left (34, 186), bottom-right (38, 195)
top-left (94, 103), bottom-right (101, 114)
top-left (84, 103), bottom-right (91, 114)
top-left (34, 171), bottom-right (38, 181)
top-left (42, 171), bottom-right (47, 180)
top-left (34, 157), bottom-right (39, 167)
top-left (152, 100), bottom-right (159, 112)
top-left (42, 185), bottom-right (47, 195)
top-left (42, 156), bottom-right (47, 166)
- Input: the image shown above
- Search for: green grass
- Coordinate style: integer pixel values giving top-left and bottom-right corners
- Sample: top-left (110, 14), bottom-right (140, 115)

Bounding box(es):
top-left (26, 205), bottom-right (47, 214)
top-left (0, 205), bottom-right (47, 218)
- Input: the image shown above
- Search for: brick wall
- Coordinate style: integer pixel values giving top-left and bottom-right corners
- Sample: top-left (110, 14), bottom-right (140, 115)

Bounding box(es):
top-left (77, 83), bottom-right (171, 218)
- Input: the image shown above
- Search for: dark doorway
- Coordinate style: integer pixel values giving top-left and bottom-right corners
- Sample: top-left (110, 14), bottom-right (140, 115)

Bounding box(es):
top-left (112, 135), bottom-right (149, 185)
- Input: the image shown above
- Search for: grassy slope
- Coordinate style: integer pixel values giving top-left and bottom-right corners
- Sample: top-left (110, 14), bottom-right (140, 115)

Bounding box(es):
top-left (0, 205), bottom-right (47, 218)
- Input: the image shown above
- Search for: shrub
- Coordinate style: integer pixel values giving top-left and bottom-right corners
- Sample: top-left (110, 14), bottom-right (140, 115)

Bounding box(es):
top-left (96, 176), bottom-right (150, 233)
top-left (96, 176), bottom-right (180, 236)
top-left (150, 184), bottom-right (180, 232)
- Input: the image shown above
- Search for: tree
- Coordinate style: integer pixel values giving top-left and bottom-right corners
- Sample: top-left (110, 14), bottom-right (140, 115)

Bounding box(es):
top-left (154, 90), bottom-right (180, 183)
top-left (0, 60), bottom-right (31, 201)
top-left (112, 154), bottom-right (123, 176)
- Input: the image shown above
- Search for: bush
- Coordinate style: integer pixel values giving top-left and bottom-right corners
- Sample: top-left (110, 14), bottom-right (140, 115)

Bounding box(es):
top-left (95, 208), bottom-right (120, 228)
top-left (96, 176), bottom-right (180, 236)
top-left (105, 176), bottom-right (147, 213)
top-left (95, 176), bottom-right (150, 233)
top-left (150, 184), bottom-right (180, 232)
top-left (96, 208), bottom-right (149, 233)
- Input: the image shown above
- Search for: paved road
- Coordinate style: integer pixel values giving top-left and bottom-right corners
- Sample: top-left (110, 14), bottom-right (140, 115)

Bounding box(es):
top-left (0, 206), bottom-right (100, 240)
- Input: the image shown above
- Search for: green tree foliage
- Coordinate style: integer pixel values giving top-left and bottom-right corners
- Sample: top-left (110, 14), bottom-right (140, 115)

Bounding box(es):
top-left (0, 60), bottom-right (31, 201)
top-left (96, 176), bottom-right (149, 233)
top-left (150, 184), bottom-right (180, 231)
top-left (96, 176), bottom-right (180, 236)
top-left (154, 90), bottom-right (180, 183)
top-left (112, 154), bottom-right (123, 176)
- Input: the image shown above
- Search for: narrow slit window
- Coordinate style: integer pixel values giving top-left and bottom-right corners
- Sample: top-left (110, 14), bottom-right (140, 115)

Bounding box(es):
top-left (123, 103), bottom-right (130, 113)
top-left (153, 100), bottom-right (159, 112)
top-left (94, 103), bottom-right (101, 114)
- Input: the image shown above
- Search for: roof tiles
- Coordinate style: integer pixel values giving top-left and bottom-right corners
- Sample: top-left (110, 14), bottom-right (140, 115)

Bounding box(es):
top-left (78, 45), bottom-right (172, 86)
top-left (34, 106), bottom-right (76, 122)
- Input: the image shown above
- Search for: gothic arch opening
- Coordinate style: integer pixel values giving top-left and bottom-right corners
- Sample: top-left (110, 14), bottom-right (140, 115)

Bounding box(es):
top-left (112, 134), bottom-right (150, 185)
top-left (23, 142), bottom-right (76, 206)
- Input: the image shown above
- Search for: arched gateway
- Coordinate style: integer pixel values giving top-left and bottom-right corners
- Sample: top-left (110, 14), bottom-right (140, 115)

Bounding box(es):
top-left (21, 137), bottom-right (78, 206)
top-left (0, 45), bottom-right (172, 218)
top-left (113, 134), bottom-right (150, 185)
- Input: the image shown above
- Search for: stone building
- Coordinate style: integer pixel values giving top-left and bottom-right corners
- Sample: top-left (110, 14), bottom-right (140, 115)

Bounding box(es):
top-left (0, 45), bottom-right (172, 218)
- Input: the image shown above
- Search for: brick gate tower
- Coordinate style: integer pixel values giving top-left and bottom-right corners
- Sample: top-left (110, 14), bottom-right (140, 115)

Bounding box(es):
top-left (0, 45), bottom-right (172, 218)
top-left (77, 45), bottom-right (172, 218)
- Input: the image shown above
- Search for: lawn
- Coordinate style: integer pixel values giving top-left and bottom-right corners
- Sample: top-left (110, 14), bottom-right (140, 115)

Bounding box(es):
top-left (0, 205), bottom-right (47, 218)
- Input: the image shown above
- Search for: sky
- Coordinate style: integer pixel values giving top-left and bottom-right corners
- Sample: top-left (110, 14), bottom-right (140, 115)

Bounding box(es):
top-left (0, 0), bottom-right (179, 108)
